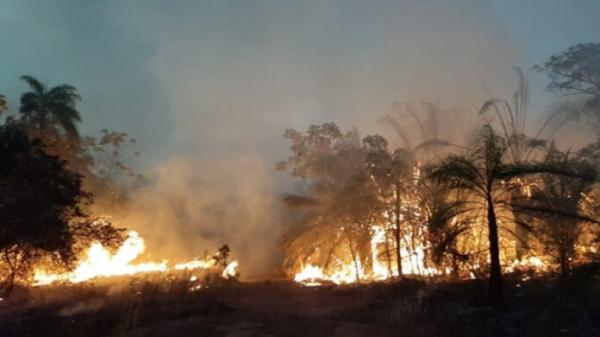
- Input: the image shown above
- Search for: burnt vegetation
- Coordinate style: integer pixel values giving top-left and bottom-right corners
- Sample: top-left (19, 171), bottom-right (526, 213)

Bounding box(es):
top-left (1, 44), bottom-right (600, 336)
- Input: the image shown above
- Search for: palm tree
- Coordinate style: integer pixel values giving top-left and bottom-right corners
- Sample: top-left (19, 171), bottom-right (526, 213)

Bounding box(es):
top-left (479, 67), bottom-right (553, 258)
top-left (427, 125), bottom-right (595, 305)
top-left (19, 75), bottom-right (81, 140)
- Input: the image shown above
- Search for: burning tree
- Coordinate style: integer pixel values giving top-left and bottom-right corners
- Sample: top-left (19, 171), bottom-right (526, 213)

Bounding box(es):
top-left (426, 125), bottom-right (597, 304)
top-left (520, 144), bottom-right (600, 277)
top-left (363, 134), bottom-right (414, 278)
top-left (279, 122), bottom-right (445, 284)
top-left (378, 101), bottom-right (467, 277)
top-left (278, 123), bottom-right (387, 283)
top-left (478, 67), bottom-right (554, 259)
top-left (0, 119), bottom-right (124, 296)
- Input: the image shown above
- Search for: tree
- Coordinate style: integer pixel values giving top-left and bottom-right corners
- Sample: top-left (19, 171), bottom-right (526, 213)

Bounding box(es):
top-left (378, 101), bottom-right (464, 277)
top-left (524, 145), bottom-right (597, 277)
top-left (0, 119), bottom-right (123, 296)
top-left (535, 43), bottom-right (600, 124)
top-left (427, 125), bottom-right (594, 304)
top-left (363, 134), bottom-right (414, 277)
top-left (19, 75), bottom-right (81, 140)
top-left (278, 123), bottom-right (384, 282)
top-left (479, 67), bottom-right (553, 259)
top-left (80, 129), bottom-right (144, 216)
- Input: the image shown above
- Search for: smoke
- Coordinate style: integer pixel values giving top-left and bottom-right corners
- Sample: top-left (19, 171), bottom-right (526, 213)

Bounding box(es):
top-left (115, 155), bottom-right (283, 278)
top-left (99, 1), bottom-right (523, 278)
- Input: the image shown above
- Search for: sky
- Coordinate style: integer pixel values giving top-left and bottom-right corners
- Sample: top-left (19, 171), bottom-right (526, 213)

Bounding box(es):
top-left (2, 1), bottom-right (599, 160)
top-left (1, 0), bottom-right (599, 275)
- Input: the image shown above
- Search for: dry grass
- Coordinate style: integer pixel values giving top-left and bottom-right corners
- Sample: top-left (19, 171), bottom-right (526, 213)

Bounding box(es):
top-left (0, 266), bottom-right (599, 337)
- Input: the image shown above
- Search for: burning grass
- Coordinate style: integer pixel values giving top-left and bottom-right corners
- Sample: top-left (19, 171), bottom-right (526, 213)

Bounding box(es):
top-left (29, 230), bottom-right (239, 289)
top-left (1, 265), bottom-right (598, 337)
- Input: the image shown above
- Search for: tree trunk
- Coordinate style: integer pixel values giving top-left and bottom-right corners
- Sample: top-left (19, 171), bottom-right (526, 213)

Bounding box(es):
top-left (512, 189), bottom-right (530, 260)
top-left (395, 182), bottom-right (403, 277)
top-left (559, 248), bottom-right (571, 278)
top-left (347, 237), bottom-right (361, 283)
top-left (1, 252), bottom-right (16, 298)
top-left (487, 196), bottom-right (503, 305)
top-left (384, 226), bottom-right (393, 278)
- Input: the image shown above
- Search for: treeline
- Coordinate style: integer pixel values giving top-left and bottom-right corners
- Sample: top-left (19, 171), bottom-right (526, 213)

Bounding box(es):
top-left (278, 43), bottom-right (600, 305)
top-left (0, 76), bottom-right (141, 296)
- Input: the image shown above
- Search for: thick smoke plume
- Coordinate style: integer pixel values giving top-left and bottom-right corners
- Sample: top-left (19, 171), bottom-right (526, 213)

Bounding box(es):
top-left (112, 156), bottom-right (283, 279)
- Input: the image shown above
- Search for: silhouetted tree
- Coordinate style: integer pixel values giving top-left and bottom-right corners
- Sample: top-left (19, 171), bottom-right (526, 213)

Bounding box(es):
top-left (523, 145), bottom-right (598, 277)
top-left (19, 75), bottom-right (81, 139)
top-left (479, 67), bottom-right (550, 259)
top-left (535, 43), bottom-right (600, 127)
top-left (0, 119), bottom-right (123, 296)
top-left (427, 125), bottom-right (594, 305)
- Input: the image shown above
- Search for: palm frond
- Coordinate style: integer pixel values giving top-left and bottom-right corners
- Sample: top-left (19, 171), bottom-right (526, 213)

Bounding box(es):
top-left (20, 75), bottom-right (46, 95)
top-left (426, 156), bottom-right (485, 195)
top-left (413, 139), bottom-right (466, 153)
top-left (497, 162), bottom-right (597, 182)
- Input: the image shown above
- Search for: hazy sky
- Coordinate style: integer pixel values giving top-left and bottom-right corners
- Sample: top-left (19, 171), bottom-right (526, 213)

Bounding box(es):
top-left (2, 1), bottom-right (600, 273)
top-left (1, 0), bottom-right (599, 162)
top-left (0, 0), bottom-right (600, 159)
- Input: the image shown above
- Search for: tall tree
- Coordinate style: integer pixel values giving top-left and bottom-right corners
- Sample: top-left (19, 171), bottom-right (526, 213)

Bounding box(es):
top-left (19, 75), bottom-right (82, 140)
top-left (479, 67), bottom-right (550, 258)
top-left (363, 134), bottom-right (414, 277)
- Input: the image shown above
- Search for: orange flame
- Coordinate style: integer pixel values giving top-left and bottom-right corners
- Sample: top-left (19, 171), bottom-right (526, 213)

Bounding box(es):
top-left (33, 231), bottom-right (238, 286)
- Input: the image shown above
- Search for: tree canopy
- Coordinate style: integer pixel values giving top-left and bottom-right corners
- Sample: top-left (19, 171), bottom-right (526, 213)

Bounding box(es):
top-left (0, 119), bottom-right (123, 295)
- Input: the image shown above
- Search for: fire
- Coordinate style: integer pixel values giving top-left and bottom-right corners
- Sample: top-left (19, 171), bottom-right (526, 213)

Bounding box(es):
top-left (292, 216), bottom-right (554, 286)
top-left (291, 168), bottom-right (553, 286)
top-left (293, 225), bottom-right (442, 286)
top-left (293, 264), bottom-right (326, 286)
top-left (33, 231), bottom-right (239, 286)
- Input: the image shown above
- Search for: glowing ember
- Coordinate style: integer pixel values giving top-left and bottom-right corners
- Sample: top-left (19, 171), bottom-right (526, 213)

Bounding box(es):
top-left (33, 231), bottom-right (239, 286)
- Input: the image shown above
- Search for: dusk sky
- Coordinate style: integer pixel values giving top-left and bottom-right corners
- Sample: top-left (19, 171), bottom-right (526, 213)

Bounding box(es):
top-left (2, 1), bottom-right (599, 167)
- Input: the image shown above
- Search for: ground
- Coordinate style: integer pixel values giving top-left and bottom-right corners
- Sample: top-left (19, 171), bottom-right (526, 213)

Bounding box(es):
top-left (0, 267), bottom-right (599, 337)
